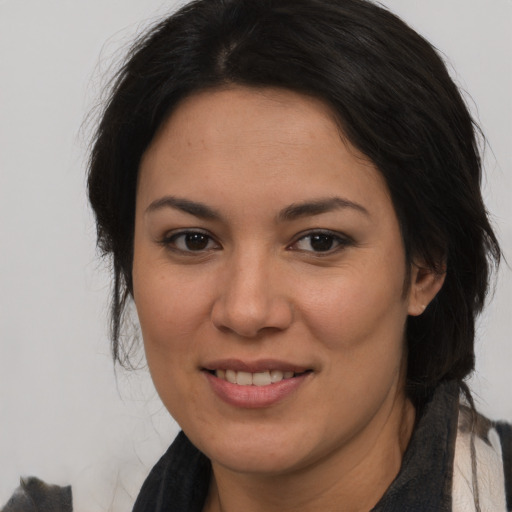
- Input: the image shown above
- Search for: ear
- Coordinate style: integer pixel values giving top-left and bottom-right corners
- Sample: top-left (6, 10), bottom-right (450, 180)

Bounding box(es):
top-left (407, 261), bottom-right (446, 316)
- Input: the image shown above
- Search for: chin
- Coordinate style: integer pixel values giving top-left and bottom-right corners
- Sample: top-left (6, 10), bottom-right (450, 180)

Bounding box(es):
top-left (190, 423), bottom-right (320, 476)
top-left (211, 447), bottom-right (308, 476)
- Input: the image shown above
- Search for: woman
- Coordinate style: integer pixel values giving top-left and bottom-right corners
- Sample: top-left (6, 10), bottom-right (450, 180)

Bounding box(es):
top-left (87, 0), bottom-right (511, 510)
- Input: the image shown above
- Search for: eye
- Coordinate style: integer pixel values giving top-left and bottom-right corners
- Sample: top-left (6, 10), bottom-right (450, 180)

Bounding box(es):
top-left (162, 230), bottom-right (220, 253)
top-left (290, 231), bottom-right (351, 254)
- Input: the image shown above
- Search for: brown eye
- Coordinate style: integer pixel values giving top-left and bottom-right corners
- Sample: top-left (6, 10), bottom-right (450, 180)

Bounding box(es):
top-left (183, 232), bottom-right (210, 251)
top-left (291, 231), bottom-right (351, 254)
top-left (163, 231), bottom-right (220, 253)
top-left (309, 234), bottom-right (335, 252)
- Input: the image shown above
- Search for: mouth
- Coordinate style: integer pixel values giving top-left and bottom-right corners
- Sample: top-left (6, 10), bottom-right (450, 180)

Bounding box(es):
top-left (202, 360), bottom-right (313, 408)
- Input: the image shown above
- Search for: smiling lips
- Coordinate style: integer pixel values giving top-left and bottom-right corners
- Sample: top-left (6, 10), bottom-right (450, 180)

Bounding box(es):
top-left (203, 361), bottom-right (312, 408)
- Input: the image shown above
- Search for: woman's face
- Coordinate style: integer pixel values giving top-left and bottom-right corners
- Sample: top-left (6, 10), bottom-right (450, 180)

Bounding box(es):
top-left (133, 86), bottom-right (424, 476)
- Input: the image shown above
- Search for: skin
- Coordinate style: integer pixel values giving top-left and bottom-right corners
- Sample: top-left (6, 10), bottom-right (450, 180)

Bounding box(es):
top-left (132, 86), bottom-right (444, 512)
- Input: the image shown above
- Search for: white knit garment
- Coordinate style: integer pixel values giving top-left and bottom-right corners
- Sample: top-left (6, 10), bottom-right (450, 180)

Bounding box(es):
top-left (452, 413), bottom-right (507, 512)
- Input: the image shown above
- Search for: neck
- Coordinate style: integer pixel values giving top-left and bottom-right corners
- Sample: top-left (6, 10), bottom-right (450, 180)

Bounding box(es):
top-left (203, 390), bottom-right (416, 512)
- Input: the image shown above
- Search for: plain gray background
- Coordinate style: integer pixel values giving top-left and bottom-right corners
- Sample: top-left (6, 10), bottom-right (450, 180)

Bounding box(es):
top-left (1, 1), bottom-right (511, 510)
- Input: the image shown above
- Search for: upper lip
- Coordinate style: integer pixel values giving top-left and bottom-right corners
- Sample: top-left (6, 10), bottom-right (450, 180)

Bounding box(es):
top-left (202, 358), bottom-right (311, 373)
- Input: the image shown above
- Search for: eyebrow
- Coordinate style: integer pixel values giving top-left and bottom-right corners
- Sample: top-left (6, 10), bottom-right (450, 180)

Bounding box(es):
top-left (145, 195), bottom-right (369, 222)
top-left (145, 196), bottom-right (221, 220)
top-left (277, 197), bottom-right (370, 222)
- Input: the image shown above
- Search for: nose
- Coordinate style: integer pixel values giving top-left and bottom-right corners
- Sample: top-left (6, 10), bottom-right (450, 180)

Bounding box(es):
top-left (211, 251), bottom-right (293, 338)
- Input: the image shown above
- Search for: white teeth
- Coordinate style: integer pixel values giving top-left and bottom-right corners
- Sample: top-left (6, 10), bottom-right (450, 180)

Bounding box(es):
top-left (225, 369), bottom-right (237, 384)
top-left (214, 369), bottom-right (300, 385)
top-left (252, 371), bottom-right (272, 386)
top-left (236, 371), bottom-right (253, 386)
top-left (270, 370), bottom-right (284, 383)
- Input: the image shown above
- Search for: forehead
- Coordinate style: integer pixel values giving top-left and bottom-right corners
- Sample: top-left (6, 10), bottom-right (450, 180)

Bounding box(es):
top-left (137, 86), bottom-right (392, 220)
top-left (144, 86), bottom-right (349, 169)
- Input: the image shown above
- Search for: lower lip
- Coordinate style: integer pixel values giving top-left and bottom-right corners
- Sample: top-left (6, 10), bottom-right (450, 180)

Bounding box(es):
top-left (204, 371), bottom-right (310, 409)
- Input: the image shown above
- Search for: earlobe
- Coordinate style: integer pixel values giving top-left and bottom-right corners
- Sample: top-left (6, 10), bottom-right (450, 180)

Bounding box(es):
top-left (407, 263), bottom-right (446, 316)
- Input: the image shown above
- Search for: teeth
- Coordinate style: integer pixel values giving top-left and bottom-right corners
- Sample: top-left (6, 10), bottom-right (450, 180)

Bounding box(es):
top-left (253, 371), bottom-right (272, 386)
top-left (225, 369), bottom-right (237, 384)
top-left (236, 371), bottom-right (253, 385)
top-left (270, 370), bottom-right (284, 383)
top-left (214, 369), bottom-right (300, 386)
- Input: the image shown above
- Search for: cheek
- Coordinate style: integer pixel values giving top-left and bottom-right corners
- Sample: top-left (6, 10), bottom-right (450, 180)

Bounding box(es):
top-left (297, 264), bottom-right (408, 354)
top-left (132, 262), bottom-right (213, 360)
top-left (297, 271), bottom-right (408, 421)
top-left (132, 266), bottom-right (211, 414)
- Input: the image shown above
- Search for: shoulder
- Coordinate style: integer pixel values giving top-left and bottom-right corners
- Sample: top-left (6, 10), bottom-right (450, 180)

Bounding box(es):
top-left (453, 406), bottom-right (511, 511)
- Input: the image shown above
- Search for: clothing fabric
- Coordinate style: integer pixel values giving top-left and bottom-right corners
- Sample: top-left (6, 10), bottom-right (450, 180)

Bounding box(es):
top-left (0, 477), bottom-right (72, 512)
top-left (132, 381), bottom-right (512, 512)
top-left (453, 405), bottom-right (509, 510)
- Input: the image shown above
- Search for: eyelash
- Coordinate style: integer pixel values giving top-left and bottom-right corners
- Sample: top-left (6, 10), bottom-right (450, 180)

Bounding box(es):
top-left (159, 229), bottom-right (352, 255)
